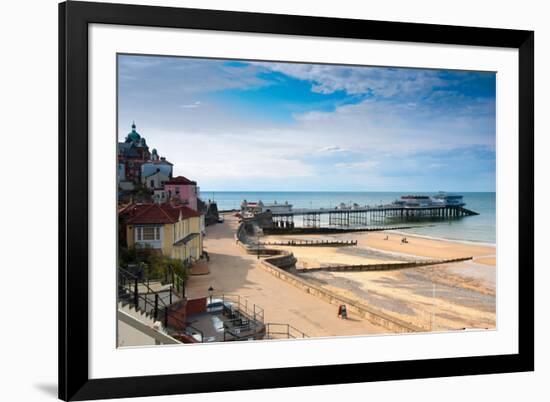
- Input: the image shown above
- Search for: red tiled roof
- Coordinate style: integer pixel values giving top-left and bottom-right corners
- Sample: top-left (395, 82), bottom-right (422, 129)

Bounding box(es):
top-left (119, 203), bottom-right (151, 219)
top-left (125, 203), bottom-right (200, 224)
top-left (165, 176), bottom-right (197, 185)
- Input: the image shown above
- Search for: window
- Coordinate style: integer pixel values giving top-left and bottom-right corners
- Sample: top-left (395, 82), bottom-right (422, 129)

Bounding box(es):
top-left (136, 226), bottom-right (161, 241)
top-left (150, 180), bottom-right (154, 188)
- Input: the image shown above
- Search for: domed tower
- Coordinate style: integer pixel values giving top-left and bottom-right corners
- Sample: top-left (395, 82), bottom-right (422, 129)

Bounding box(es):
top-left (125, 121), bottom-right (141, 144)
top-left (151, 148), bottom-right (159, 161)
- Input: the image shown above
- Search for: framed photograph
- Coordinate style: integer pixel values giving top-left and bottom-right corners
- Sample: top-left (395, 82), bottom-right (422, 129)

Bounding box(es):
top-left (59, 1), bottom-right (534, 400)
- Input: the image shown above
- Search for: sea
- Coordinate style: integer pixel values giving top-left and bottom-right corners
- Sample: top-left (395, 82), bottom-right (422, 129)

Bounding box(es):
top-left (201, 191), bottom-right (496, 245)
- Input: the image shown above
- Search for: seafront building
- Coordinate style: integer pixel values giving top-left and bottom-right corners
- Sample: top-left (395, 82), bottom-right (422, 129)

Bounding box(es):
top-left (241, 200), bottom-right (293, 215)
top-left (142, 169), bottom-right (170, 191)
top-left (117, 122), bottom-right (173, 190)
top-left (164, 176), bottom-right (199, 211)
top-left (392, 193), bottom-right (465, 207)
top-left (117, 121), bottom-right (230, 347)
top-left (123, 203), bottom-right (203, 264)
top-left (141, 148), bottom-right (173, 179)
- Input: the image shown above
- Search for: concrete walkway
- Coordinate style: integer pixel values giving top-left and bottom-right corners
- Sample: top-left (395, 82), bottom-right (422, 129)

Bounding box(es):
top-left (186, 214), bottom-right (386, 338)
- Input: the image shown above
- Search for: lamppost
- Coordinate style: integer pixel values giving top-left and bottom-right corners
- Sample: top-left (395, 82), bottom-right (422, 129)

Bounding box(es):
top-left (208, 286), bottom-right (214, 305)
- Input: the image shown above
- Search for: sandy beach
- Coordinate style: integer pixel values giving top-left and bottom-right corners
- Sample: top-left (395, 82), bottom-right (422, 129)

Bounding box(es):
top-left (186, 214), bottom-right (387, 338)
top-left (263, 228), bottom-right (496, 331)
top-left (187, 213), bottom-right (496, 335)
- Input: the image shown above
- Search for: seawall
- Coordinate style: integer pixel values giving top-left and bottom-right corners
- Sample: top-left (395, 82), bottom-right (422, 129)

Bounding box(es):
top-left (235, 221), bottom-right (422, 333)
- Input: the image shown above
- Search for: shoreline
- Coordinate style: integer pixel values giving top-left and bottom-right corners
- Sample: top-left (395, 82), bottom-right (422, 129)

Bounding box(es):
top-left (205, 214), bottom-right (496, 332)
top-left (385, 229), bottom-right (496, 248)
top-left (261, 226), bottom-right (496, 267)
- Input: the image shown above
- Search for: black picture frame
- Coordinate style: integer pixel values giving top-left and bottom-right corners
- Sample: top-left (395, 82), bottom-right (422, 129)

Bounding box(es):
top-left (59, 1), bottom-right (534, 400)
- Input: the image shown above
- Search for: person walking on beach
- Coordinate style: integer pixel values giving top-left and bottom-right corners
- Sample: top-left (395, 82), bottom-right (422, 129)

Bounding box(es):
top-left (337, 304), bottom-right (348, 319)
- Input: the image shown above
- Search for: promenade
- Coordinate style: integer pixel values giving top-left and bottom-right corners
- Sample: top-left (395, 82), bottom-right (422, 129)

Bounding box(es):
top-left (185, 214), bottom-right (386, 338)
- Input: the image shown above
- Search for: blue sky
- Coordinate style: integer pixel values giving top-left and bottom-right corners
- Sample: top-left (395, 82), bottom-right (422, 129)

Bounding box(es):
top-left (118, 55), bottom-right (496, 192)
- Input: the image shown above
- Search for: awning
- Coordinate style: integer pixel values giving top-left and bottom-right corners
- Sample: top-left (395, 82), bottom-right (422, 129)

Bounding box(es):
top-left (173, 232), bottom-right (199, 246)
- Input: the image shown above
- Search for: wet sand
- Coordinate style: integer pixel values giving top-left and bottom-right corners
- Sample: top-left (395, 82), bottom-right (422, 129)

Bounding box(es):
top-left (263, 230), bottom-right (496, 331)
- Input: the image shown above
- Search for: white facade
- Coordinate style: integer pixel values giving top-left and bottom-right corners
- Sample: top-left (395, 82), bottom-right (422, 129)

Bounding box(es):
top-left (141, 161), bottom-right (173, 179)
top-left (142, 170), bottom-right (170, 190)
top-left (153, 188), bottom-right (168, 204)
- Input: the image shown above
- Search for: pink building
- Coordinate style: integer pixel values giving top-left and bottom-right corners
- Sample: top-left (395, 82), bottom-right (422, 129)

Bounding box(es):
top-left (164, 176), bottom-right (198, 211)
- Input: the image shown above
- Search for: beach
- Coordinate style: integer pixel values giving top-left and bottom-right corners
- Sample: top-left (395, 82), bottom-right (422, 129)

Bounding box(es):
top-left (186, 213), bottom-right (496, 335)
top-left (186, 214), bottom-right (387, 338)
top-left (264, 230), bottom-right (496, 331)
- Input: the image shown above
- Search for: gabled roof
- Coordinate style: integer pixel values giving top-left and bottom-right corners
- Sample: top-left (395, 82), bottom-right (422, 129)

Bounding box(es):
top-left (165, 176), bottom-right (197, 185)
top-left (124, 203), bottom-right (201, 225)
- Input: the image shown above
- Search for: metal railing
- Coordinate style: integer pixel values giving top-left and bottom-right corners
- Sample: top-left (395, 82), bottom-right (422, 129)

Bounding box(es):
top-left (222, 316), bottom-right (265, 342)
top-left (123, 263), bottom-right (186, 297)
top-left (214, 294), bottom-right (265, 324)
top-left (265, 323), bottom-right (308, 339)
top-left (118, 267), bottom-right (204, 342)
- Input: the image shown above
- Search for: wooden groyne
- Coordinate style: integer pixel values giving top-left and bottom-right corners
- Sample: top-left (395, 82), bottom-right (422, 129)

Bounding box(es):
top-left (295, 256), bottom-right (473, 274)
top-left (259, 239), bottom-right (357, 247)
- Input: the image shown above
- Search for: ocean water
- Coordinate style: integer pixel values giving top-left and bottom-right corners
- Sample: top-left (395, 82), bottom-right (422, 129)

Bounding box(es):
top-left (202, 191), bottom-right (496, 244)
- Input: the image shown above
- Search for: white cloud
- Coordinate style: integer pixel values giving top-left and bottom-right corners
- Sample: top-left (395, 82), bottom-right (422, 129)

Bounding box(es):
top-left (181, 101), bottom-right (202, 109)
top-left (143, 128), bottom-right (316, 187)
top-left (318, 146), bottom-right (348, 153)
top-left (119, 56), bottom-right (495, 191)
top-left (334, 160), bottom-right (379, 170)
top-left (119, 56), bottom-right (272, 95)
top-left (292, 98), bottom-right (495, 154)
top-left (255, 62), bottom-right (446, 97)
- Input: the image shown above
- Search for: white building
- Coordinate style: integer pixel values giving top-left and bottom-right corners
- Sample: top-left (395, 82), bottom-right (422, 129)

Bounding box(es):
top-left (153, 188), bottom-right (168, 204)
top-left (261, 200), bottom-right (293, 214)
top-left (142, 168), bottom-right (170, 190)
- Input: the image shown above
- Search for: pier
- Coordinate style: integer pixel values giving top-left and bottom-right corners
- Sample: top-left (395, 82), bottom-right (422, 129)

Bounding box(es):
top-left (271, 205), bottom-right (479, 228)
top-left (258, 239), bottom-right (357, 247)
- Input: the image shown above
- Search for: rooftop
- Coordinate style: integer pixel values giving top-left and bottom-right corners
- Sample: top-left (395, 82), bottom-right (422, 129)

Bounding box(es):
top-left (165, 176), bottom-right (197, 185)
top-left (123, 203), bottom-right (201, 224)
